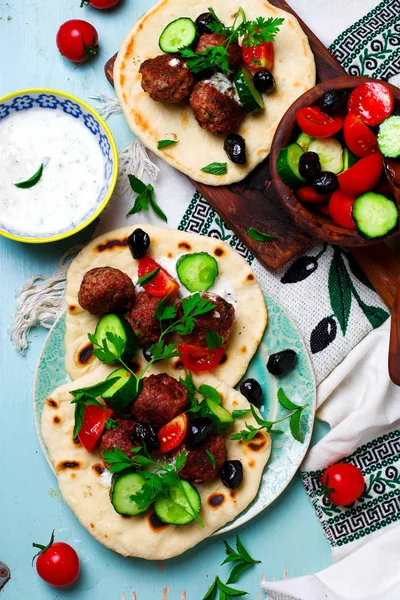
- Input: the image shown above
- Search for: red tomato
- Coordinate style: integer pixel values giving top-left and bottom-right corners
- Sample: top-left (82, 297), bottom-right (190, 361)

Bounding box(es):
top-left (338, 153), bottom-right (383, 197)
top-left (242, 41), bottom-right (274, 71)
top-left (321, 463), bottom-right (365, 506)
top-left (296, 107), bottom-right (343, 138)
top-left (78, 405), bottom-right (112, 452)
top-left (297, 186), bottom-right (331, 204)
top-left (33, 532), bottom-right (80, 587)
top-left (56, 20), bottom-right (98, 63)
top-left (158, 413), bottom-right (189, 453)
top-left (317, 203), bottom-right (330, 215)
top-left (81, 0), bottom-right (120, 8)
top-left (137, 257), bottom-right (179, 297)
top-left (343, 113), bottom-right (378, 157)
top-left (348, 81), bottom-right (394, 127)
top-left (328, 190), bottom-right (357, 229)
top-left (178, 344), bottom-right (224, 372)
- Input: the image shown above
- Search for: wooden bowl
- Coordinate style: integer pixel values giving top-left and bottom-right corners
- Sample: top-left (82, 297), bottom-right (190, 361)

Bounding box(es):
top-left (270, 76), bottom-right (400, 246)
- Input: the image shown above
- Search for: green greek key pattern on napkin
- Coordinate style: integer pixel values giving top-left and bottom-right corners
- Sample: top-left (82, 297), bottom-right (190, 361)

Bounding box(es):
top-left (301, 430), bottom-right (400, 548)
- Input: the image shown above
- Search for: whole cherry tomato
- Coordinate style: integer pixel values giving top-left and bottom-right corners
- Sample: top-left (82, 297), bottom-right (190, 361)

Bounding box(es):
top-left (78, 404), bottom-right (113, 452)
top-left (81, 0), bottom-right (120, 7)
top-left (178, 344), bottom-right (224, 372)
top-left (242, 41), bottom-right (274, 71)
top-left (348, 81), bottom-right (394, 127)
top-left (321, 463), bottom-right (365, 506)
top-left (158, 413), bottom-right (189, 453)
top-left (328, 190), bottom-right (356, 229)
top-left (33, 531), bottom-right (80, 587)
top-left (56, 19), bottom-right (98, 63)
top-left (296, 106), bottom-right (343, 138)
top-left (343, 113), bottom-right (378, 157)
top-left (137, 256), bottom-right (179, 297)
top-left (297, 186), bottom-right (331, 204)
top-left (338, 153), bottom-right (383, 197)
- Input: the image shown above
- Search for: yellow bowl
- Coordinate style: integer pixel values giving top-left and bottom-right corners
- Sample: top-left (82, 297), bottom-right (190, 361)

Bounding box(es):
top-left (0, 88), bottom-right (118, 244)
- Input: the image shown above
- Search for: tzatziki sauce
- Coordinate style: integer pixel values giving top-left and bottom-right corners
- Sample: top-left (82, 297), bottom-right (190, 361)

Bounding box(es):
top-left (0, 108), bottom-right (105, 236)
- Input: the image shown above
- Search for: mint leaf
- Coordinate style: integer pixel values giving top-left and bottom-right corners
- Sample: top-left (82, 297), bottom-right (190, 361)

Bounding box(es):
top-left (127, 174), bottom-right (147, 194)
top-left (157, 139), bottom-right (178, 149)
top-left (199, 384), bottom-right (221, 404)
top-left (277, 387), bottom-right (301, 411)
top-left (247, 227), bottom-right (276, 242)
top-left (289, 410), bottom-right (303, 442)
top-left (206, 449), bottom-right (216, 468)
top-left (201, 162), bottom-right (228, 176)
top-left (71, 377), bottom-right (119, 400)
top-left (202, 577), bottom-right (218, 600)
top-left (137, 267), bottom-right (161, 287)
top-left (232, 409), bottom-right (251, 419)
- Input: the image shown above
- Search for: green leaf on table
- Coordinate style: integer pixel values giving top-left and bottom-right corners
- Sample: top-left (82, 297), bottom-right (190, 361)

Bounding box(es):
top-left (127, 174), bottom-right (147, 194)
top-left (157, 139), bottom-right (178, 149)
top-left (328, 250), bottom-right (352, 336)
top-left (14, 163), bottom-right (44, 188)
top-left (247, 227), bottom-right (277, 242)
top-left (226, 562), bottom-right (252, 584)
top-left (216, 578), bottom-right (248, 596)
top-left (201, 162), bottom-right (228, 176)
top-left (202, 576), bottom-right (218, 600)
top-left (126, 175), bottom-right (168, 222)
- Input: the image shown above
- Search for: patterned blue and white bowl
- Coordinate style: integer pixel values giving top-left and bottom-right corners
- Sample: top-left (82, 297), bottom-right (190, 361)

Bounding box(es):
top-left (0, 89), bottom-right (118, 244)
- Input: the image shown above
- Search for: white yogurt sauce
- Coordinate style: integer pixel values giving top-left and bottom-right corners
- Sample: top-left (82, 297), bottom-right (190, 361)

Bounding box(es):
top-left (205, 73), bottom-right (243, 106)
top-left (99, 469), bottom-right (113, 488)
top-left (0, 108), bottom-right (105, 235)
top-left (169, 58), bottom-right (181, 67)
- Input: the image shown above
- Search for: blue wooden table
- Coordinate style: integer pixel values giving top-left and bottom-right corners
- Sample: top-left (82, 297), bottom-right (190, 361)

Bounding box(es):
top-left (0, 1), bottom-right (331, 597)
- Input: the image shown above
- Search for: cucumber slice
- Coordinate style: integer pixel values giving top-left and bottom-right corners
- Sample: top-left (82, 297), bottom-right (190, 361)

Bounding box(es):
top-left (276, 143), bottom-right (305, 188)
top-left (176, 252), bottom-right (219, 292)
top-left (378, 115), bottom-right (400, 158)
top-left (159, 18), bottom-right (197, 53)
top-left (309, 138), bottom-right (343, 174)
top-left (110, 470), bottom-right (151, 516)
top-left (201, 398), bottom-right (234, 434)
top-left (154, 480), bottom-right (201, 525)
top-left (94, 314), bottom-right (137, 363)
top-left (296, 132), bottom-right (313, 152)
top-left (234, 68), bottom-right (264, 114)
top-left (353, 192), bottom-right (399, 239)
top-left (343, 147), bottom-right (358, 171)
top-left (102, 368), bottom-right (138, 409)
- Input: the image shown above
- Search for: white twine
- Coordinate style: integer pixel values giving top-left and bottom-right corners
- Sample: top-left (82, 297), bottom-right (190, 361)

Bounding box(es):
top-left (89, 93), bottom-right (122, 120)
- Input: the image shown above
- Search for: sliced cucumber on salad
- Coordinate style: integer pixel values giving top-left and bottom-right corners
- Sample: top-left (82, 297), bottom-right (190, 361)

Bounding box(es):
top-left (378, 115), bottom-right (400, 158)
top-left (308, 138), bottom-right (343, 174)
top-left (296, 132), bottom-right (313, 152)
top-left (176, 252), bottom-right (219, 292)
top-left (111, 470), bottom-right (151, 516)
top-left (353, 192), bottom-right (399, 239)
top-left (276, 143), bottom-right (305, 188)
top-left (202, 398), bottom-right (234, 434)
top-left (159, 17), bottom-right (197, 53)
top-left (154, 480), bottom-right (201, 525)
top-left (234, 68), bottom-right (264, 114)
top-left (93, 314), bottom-right (137, 363)
top-left (102, 368), bottom-right (137, 409)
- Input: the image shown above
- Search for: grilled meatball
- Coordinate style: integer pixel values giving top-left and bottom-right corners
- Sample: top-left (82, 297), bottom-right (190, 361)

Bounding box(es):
top-left (195, 33), bottom-right (242, 72)
top-left (124, 291), bottom-right (161, 346)
top-left (100, 419), bottom-right (139, 465)
top-left (190, 75), bottom-right (244, 134)
top-left (132, 374), bottom-right (189, 428)
top-left (78, 267), bottom-right (135, 316)
top-left (178, 435), bottom-right (227, 483)
top-left (177, 293), bottom-right (235, 347)
top-left (139, 54), bottom-right (195, 103)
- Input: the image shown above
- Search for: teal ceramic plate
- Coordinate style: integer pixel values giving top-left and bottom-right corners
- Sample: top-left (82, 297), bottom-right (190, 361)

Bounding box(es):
top-left (34, 292), bottom-right (316, 535)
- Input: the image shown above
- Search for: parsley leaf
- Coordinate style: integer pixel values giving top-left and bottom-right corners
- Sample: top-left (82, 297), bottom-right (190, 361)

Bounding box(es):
top-left (137, 267), bottom-right (161, 287)
top-left (148, 339), bottom-right (180, 363)
top-left (247, 227), bottom-right (277, 242)
top-left (105, 418), bottom-right (119, 430)
top-left (241, 16), bottom-right (284, 47)
top-left (206, 330), bottom-right (223, 350)
top-left (157, 139), bottom-right (178, 149)
top-left (175, 450), bottom-right (188, 471)
top-left (206, 449), bottom-right (216, 468)
top-left (88, 331), bottom-right (124, 364)
top-left (201, 162), bottom-right (228, 176)
top-left (126, 175), bottom-right (167, 222)
top-left (102, 447), bottom-right (136, 473)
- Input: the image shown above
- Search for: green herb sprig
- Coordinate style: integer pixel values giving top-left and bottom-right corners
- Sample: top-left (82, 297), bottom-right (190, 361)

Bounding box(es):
top-left (127, 174), bottom-right (167, 222)
top-left (247, 227), bottom-right (277, 242)
top-left (202, 576), bottom-right (248, 599)
top-left (70, 377), bottom-right (119, 439)
top-left (222, 534), bottom-right (261, 584)
top-left (180, 371), bottom-right (223, 414)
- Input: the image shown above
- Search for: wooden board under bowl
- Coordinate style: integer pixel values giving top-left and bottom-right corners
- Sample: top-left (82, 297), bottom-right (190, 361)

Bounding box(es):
top-left (104, 0), bottom-right (348, 270)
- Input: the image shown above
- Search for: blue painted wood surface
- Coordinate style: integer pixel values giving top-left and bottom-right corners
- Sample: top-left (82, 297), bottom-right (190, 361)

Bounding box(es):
top-left (0, 0), bottom-right (332, 597)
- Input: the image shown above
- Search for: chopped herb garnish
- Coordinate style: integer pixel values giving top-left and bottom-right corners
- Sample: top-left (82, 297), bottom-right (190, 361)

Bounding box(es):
top-left (104, 418), bottom-right (119, 430)
top-left (157, 139), bottom-right (178, 149)
top-left (136, 267), bottom-right (161, 287)
top-left (14, 163), bottom-right (44, 189)
top-left (231, 409), bottom-right (251, 419)
top-left (247, 227), bottom-right (277, 242)
top-left (206, 449), bottom-right (216, 468)
top-left (127, 174), bottom-right (167, 222)
top-left (201, 162), bottom-right (228, 176)
top-left (102, 446), bottom-right (142, 473)
top-left (206, 330), bottom-right (223, 350)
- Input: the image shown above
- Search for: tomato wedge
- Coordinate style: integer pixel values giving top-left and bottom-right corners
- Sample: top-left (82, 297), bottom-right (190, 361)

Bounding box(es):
top-left (296, 106), bottom-right (343, 138)
top-left (338, 153), bottom-right (383, 197)
top-left (78, 405), bottom-right (112, 452)
top-left (158, 413), bottom-right (188, 453)
top-left (178, 344), bottom-right (224, 372)
top-left (343, 113), bottom-right (378, 157)
top-left (137, 256), bottom-right (179, 297)
top-left (348, 81), bottom-right (394, 127)
top-left (328, 190), bottom-right (357, 229)
top-left (242, 40), bottom-right (274, 71)
top-left (297, 186), bottom-right (332, 204)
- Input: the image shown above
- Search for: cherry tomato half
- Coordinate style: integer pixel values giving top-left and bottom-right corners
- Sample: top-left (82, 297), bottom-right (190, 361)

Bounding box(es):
top-left (321, 463), bottom-right (365, 506)
top-left (33, 532), bottom-right (80, 588)
top-left (81, 0), bottom-right (121, 8)
top-left (297, 186), bottom-right (331, 204)
top-left (328, 190), bottom-right (357, 229)
top-left (137, 257), bottom-right (179, 297)
top-left (178, 344), bottom-right (224, 372)
top-left (158, 413), bottom-right (189, 453)
top-left (242, 41), bottom-right (274, 71)
top-left (56, 19), bottom-right (98, 63)
top-left (343, 113), bottom-right (378, 157)
top-left (338, 152), bottom-right (383, 197)
top-left (296, 106), bottom-right (343, 138)
top-left (78, 405), bottom-right (113, 452)
top-left (348, 81), bottom-right (394, 127)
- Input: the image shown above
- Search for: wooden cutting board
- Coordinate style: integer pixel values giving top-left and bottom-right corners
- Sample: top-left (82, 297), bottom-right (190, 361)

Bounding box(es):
top-left (104, 0), bottom-right (348, 270)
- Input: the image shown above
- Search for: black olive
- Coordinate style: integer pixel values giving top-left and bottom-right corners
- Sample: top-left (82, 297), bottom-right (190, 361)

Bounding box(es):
top-left (320, 89), bottom-right (347, 116)
top-left (221, 460), bottom-right (243, 490)
top-left (267, 349), bottom-right (297, 376)
top-left (239, 378), bottom-right (263, 407)
top-left (253, 69), bottom-right (275, 94)
top-left (195, 12), bottom-right (215, 35)
top-left (312, 171), bottom-right (339, 195)
top-left (127, 228), bottom-right (150, 260)
top-left (132, 422), bottom-right (160, 452)
top-left (224, 134), bottom-right (247, 165)
top-left (142, 346), bottom-right (153, 363)
top-left (299, 152), bottom-right (321, 181)
top-left (186, 417), bottom-right (213, 447)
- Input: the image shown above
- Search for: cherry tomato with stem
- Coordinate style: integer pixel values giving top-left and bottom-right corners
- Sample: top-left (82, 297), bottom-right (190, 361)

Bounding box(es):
top-left (348, 81), bottom-right (394, 127)
top-left (158, 413), bottom-right (189, 453)
top-left (328, 190), bottom-right (357, 229)
top-left (137, 256), bottom-right (179, 297)
top-left (297, 186), bottom-right (331, 204)
top-left (178, 344), bottom-right (224, 372)
top-left (321, 463), bottom-right (365, 506)
top-left (242, 41), bottom-right (274, 71)
top-left (56, 19), bottom-right (98, 64)
top-left (33, 531), bottom-right (80, 587)
top-left (78, 405), bottom-right (113, 452)
top-left (338, 152), bottom-right (383, 197)
top-left (80, 0), bottom-right (120, 8)
top-left (343, 113), bottom-right (378, 157)
top-left (296, 106), bottom-right (343, 138)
